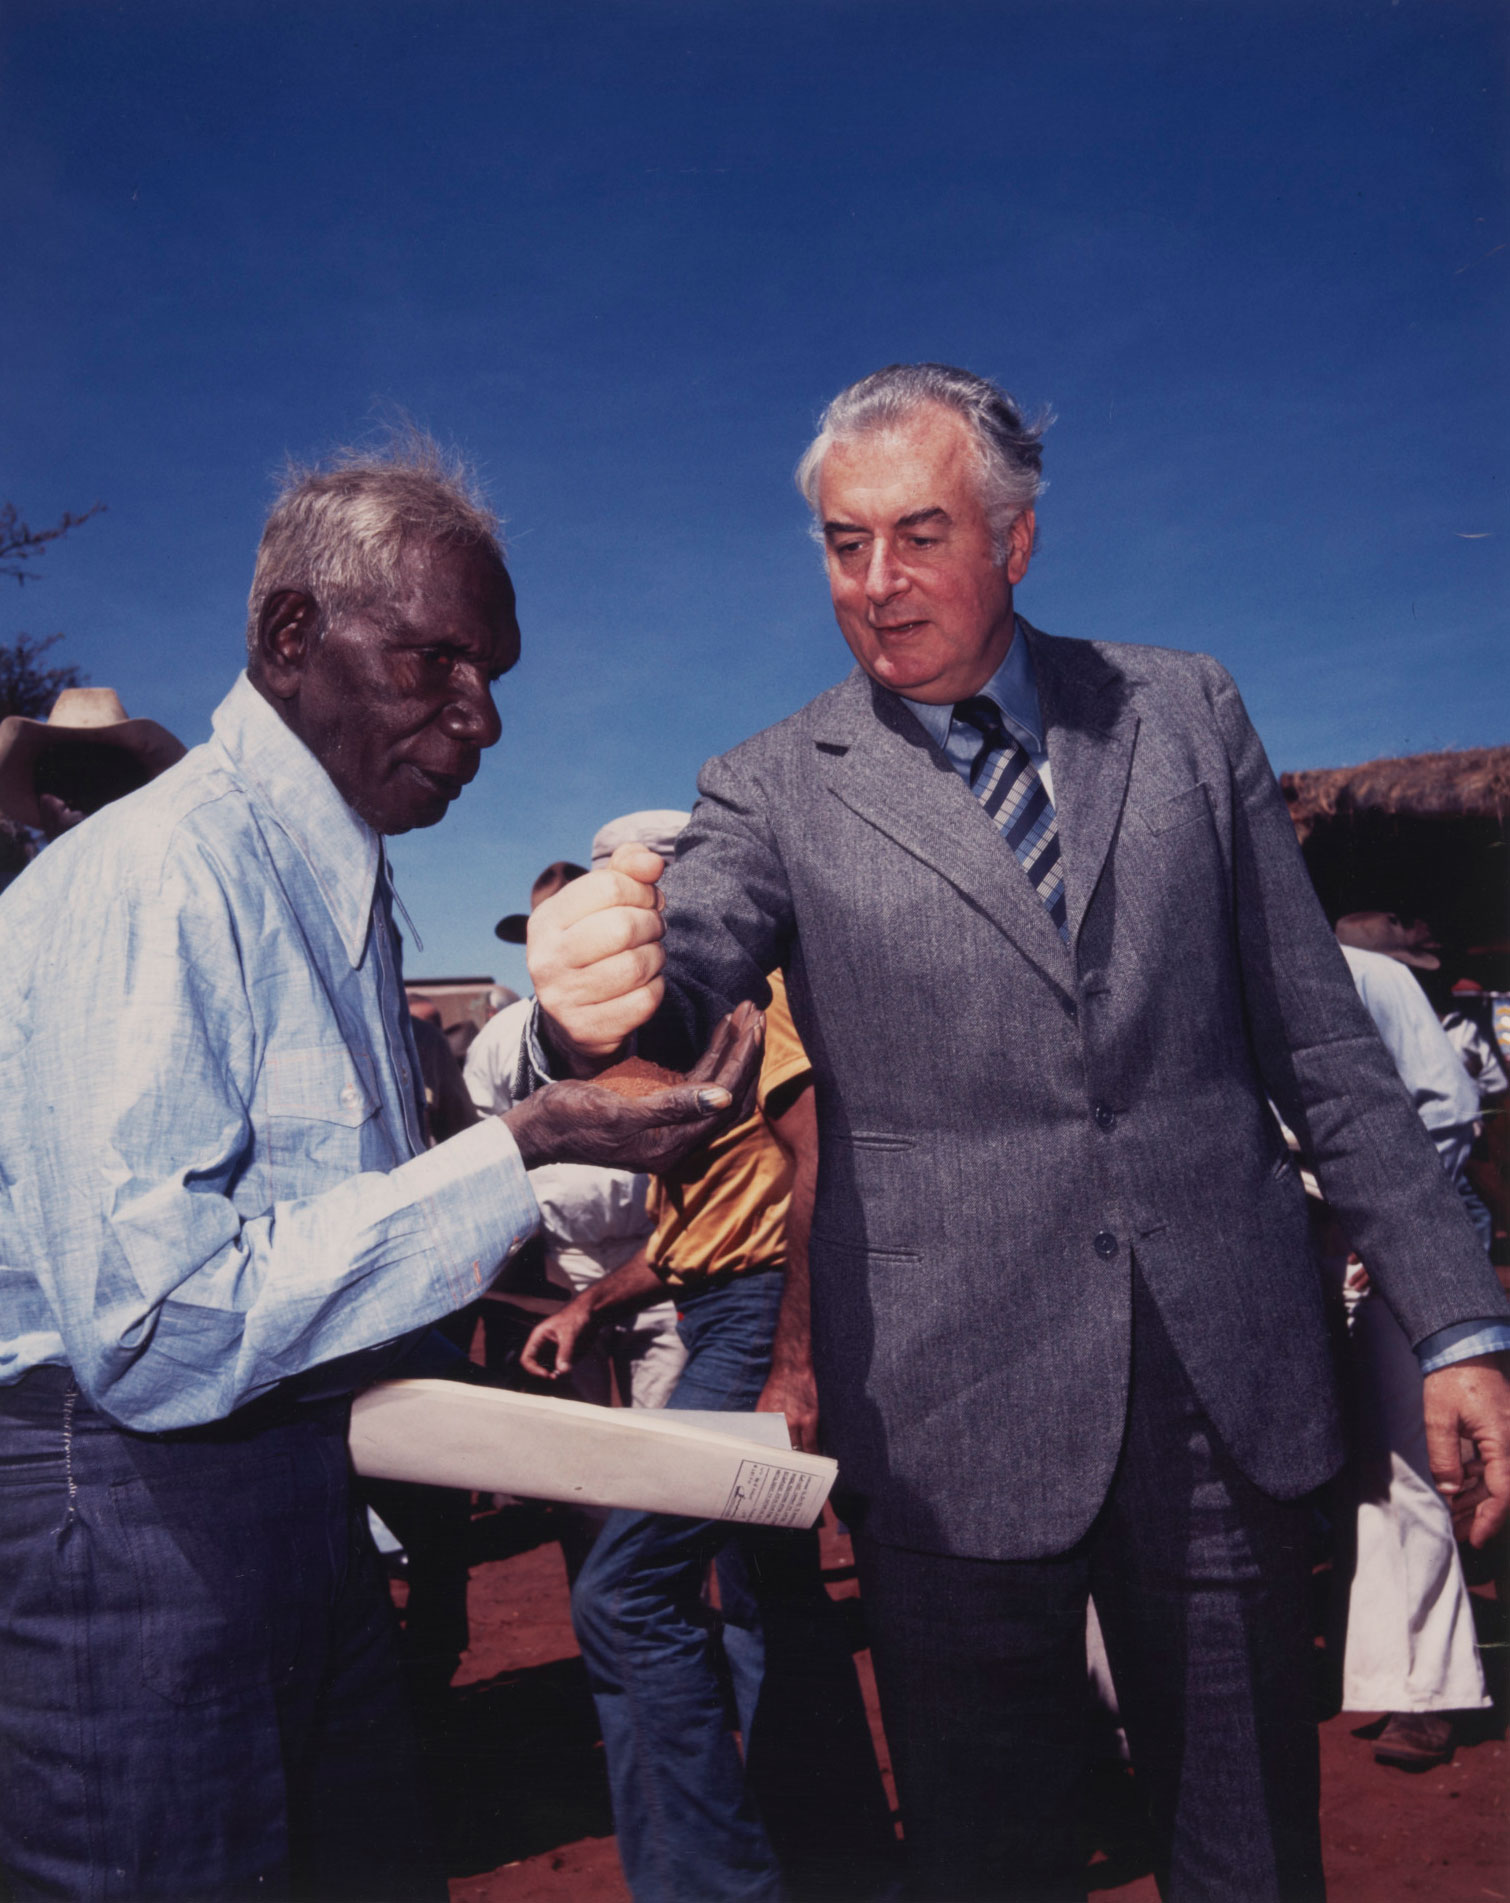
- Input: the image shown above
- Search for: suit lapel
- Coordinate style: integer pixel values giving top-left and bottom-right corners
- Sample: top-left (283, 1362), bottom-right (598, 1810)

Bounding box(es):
top-left (1024, 622), bottom-right (1139, 950)
top-left (818, 670), bottom-right (1073, 988)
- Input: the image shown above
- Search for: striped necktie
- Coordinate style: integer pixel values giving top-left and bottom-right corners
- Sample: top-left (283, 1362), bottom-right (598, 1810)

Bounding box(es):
top-left (952, 695), bottom-right (1068, 938)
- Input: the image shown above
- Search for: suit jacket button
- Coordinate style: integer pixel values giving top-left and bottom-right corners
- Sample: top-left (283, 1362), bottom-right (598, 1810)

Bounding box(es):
top-left (1094, 1231), bottom-right (1119, 1260)
top-left (1094, 1103), bottom-right (1116, 1131)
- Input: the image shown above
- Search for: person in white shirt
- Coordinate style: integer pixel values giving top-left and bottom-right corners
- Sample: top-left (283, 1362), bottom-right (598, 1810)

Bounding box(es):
top-left (465, 821), bottom-right (692, 1411)
top-left (1327, 933), bottom-right (1492, 1769)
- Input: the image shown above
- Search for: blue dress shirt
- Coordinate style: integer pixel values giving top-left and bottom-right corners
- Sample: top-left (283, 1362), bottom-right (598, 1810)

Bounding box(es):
top-left (901, 619), bottom-right (1054, 805)
top-left (902, 626), bottom-right (1507, 1379)
top-left (0, 672), bottom-right (539, 1431)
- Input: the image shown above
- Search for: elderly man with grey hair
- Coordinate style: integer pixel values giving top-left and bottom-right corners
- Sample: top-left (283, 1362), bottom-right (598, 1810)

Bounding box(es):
top-left (526, 363), bottom-right (1510, 1901)
top-left (0, 441), bottom-right (759, 1901)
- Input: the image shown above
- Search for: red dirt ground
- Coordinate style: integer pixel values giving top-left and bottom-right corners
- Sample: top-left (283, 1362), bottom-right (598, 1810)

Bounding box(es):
top-left (400, 1509), bottom-right (1508, 1903)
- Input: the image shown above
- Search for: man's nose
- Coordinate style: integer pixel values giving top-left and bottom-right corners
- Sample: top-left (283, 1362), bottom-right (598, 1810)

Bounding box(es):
top-left (443, 672), bottom-right (503, 748)
top-left (864, 539), bottom-right (905, 602)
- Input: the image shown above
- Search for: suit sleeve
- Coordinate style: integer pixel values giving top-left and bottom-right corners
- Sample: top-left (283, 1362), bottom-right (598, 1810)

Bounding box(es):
top-left (1207, 661), bottom-right (1507, 1345)
top-left (642, 745), bottom-right (797, 1068)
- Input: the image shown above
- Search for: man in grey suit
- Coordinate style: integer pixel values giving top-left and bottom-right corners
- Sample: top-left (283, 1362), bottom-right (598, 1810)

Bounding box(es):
top-left (527, 365), bottom-right (1510, 1901)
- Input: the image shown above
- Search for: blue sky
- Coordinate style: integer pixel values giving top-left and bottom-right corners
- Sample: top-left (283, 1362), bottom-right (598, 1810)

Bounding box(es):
top-left (4, 0), bottom-right (1506, 987)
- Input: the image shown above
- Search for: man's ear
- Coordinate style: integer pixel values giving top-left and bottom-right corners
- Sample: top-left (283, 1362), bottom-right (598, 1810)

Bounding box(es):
top-left (1004, 509), bottom-right (1035, 586)
top-left (252, 589), bottom-right (321, 701)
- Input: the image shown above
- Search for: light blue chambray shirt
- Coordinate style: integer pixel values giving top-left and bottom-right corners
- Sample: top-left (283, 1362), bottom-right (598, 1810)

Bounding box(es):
top-left (904, 626), bottom-right (1508, 1377)
top-left (0, 672), bottom-right (539, 1431)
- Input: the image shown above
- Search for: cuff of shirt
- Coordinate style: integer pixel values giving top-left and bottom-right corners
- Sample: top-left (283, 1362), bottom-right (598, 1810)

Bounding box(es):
top-left (395, 1115), bottom-right (540, 1305)
top-left (1416, 1320), bottom-right (1510, 1374)
top-left (522, 1000), bottom-right (635, 1094)
top-left (523, 1001), bottom-right (560, 1094)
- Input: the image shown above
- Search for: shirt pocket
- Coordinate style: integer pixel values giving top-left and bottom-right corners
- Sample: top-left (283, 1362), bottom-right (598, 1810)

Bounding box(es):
top-left (263, 1045), bottom-right (381, 1192)
top-left (265, 1045), bottom-right (379, 1125)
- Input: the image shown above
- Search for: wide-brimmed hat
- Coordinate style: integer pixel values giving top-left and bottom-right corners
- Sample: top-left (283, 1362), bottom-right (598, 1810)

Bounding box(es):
top-left (495, 859), bottom-right (589, 943)
top-left (1334, 910), bottom-right (1442, 971)
top-left (0, 687), bottom-right (187, 829)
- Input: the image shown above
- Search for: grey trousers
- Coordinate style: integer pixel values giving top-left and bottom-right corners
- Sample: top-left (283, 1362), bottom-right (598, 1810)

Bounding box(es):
top-left (856, 1269), bottom-right (1325, 1902)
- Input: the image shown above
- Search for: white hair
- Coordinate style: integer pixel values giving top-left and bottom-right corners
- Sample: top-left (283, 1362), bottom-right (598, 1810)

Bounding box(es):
top-left (794, 363), bottom-right (1052, 560)
top-left (245, 429), bottom-right (504, 653)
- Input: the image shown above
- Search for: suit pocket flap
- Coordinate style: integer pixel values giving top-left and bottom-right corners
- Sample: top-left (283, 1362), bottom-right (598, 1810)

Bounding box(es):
top-left (265, 1046), bottom-right (378, 1125)
top-left (1141, 783), bottom-right (1210, 836)
top-left (810, 1230), bottom-right (921, 1265)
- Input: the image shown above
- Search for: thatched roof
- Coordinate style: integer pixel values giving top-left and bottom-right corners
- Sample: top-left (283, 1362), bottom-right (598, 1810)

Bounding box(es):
top-left (1281, 746), bottom-right (1510, 828)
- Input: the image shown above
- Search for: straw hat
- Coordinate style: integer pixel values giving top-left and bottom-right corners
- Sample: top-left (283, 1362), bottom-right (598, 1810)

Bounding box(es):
top-left (0, 687), bottom-right (187, 829)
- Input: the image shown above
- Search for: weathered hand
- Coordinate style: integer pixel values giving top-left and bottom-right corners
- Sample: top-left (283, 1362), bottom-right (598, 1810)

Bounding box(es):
top-left (527, 842), bottom-right (669, 1066)
top-left (520, 1298), bottom-right (597, 1380)
top-left (1423, 1354), bottom-right (1510, 1547)
top-left (757, 1361), bottom-right (820, 1453)
top-left (502, 1003), bottom-right (763, 1174)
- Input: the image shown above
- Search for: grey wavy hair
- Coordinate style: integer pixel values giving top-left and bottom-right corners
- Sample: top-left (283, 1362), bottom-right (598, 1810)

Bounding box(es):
top-left (794, 363), bottom-right (1052, 560)
top-left (245, 431), bottom-right (504, 653)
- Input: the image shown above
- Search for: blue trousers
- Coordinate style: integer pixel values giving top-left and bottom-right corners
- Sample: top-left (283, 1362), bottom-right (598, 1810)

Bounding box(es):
top-left (855, 1268), bottom-right (1325, 1903)
top-left (0, 1367), bottom-right (442, 1901)
top-left (571, 1270), bottom-right (895, 1903)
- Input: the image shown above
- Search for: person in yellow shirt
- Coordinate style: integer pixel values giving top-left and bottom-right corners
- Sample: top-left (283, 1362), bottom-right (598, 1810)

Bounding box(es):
top-left (522, 970), bottom-right (892, 1902)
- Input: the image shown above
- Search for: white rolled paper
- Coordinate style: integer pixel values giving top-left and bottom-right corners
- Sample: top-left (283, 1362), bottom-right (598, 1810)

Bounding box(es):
top-left (349, 1378), bottom-right (837, 1529)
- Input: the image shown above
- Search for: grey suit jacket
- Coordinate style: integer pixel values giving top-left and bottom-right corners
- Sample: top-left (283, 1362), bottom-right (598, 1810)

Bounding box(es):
top-left (649, 623), bottom-right (1508, 1561)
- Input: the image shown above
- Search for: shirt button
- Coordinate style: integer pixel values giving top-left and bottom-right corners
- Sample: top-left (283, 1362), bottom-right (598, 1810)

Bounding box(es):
top-left (340, 1084), bottom-right (361, 1109)
top-left (1062, 998), bottom-right (1078, 1019)
top-left (1094, 1104), bottom-right (1117, 1132)
top-left (1094, 1231), bottom-right (1119, 1260)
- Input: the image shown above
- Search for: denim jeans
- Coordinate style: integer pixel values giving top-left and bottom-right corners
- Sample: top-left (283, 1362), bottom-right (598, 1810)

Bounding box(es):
top-left (571, 1270), bottom-right (786, 1903)
top-left (0, 1367), bottom-right (442, 1901)
top-left (571, 1270), bottom-right (895, 1903)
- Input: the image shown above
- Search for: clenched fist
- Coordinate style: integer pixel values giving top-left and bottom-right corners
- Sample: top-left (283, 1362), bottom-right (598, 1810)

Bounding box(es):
top-left (527, 842), bottom-right (669, 1071)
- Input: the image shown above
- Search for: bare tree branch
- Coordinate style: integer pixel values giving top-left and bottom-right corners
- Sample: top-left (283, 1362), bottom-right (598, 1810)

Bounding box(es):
top-left (0, 501), bottom-right (107, 585)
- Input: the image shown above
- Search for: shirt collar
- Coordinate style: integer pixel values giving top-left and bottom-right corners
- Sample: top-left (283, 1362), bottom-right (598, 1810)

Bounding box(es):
top-left (211, 672), bottom-right (382, 967)
top-left (900, 618), bottom-right (1045, 757)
